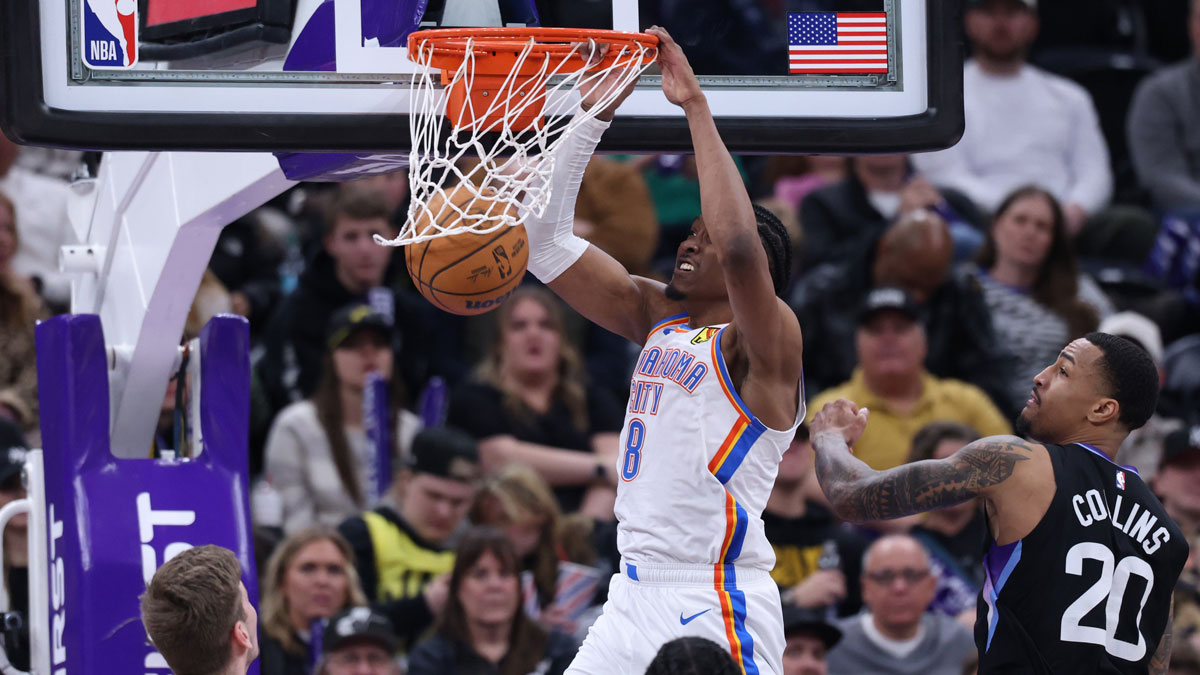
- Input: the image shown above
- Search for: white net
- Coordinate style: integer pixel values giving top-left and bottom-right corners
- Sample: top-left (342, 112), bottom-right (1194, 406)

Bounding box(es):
top-left (375, 31), bottom-right (658, 247)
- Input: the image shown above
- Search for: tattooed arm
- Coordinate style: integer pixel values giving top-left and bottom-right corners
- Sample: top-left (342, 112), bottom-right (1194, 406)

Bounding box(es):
top-left (1149, 597), bottom-right (1173, 675)
top-left (809, 398), bottom-right (1035, 523)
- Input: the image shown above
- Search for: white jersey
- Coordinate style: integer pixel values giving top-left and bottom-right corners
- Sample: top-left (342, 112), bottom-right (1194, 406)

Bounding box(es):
top-left (613, 313), bottom-right (804, 571)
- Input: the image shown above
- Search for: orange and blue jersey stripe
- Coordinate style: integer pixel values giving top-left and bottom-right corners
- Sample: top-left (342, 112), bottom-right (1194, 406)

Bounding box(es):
top-left (714, 491), bottom-right (758, 674)
top-left (709, 328), bottom-right (760, 675)
top-left (645, 313), bottom-right (690, 344)
top-left (707, 327), bottom-right (767, 484)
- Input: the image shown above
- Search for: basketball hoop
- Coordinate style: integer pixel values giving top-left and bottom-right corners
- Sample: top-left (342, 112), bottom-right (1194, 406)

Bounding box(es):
top-left (376, 27), bottom-right (659, 247)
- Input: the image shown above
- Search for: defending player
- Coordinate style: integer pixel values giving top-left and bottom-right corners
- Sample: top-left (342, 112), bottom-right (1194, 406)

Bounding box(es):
top-left (811, 333), bottom-right (1187, 674)
top-left (522, 27), bottom-right (803, 675)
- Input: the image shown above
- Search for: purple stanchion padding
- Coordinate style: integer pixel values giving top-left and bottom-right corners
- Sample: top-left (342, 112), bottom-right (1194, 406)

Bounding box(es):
top-left (36, 314), bottom-right (259, 675)
top-left (364, 372), bottom-right (391, 504)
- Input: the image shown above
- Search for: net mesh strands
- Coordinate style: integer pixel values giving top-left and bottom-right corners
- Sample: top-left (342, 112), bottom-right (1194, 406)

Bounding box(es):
top-left (376, 28), bottom-right (658, 247)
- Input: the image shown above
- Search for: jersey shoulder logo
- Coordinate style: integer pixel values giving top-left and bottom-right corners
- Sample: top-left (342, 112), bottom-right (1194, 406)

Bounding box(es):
top-left (690, 327), bottom-right (720, 345)
top-left (1115, 470), bottom-right (1125, 490)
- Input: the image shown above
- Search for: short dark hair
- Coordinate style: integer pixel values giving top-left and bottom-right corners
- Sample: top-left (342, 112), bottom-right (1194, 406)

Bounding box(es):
top-left (325, 185), bottom-right (392, 235)
top-left (141, 545), bottom-right (245, 675)
top-left (754, 204), bottom-right (792, 297)
top-left (645, 636), bottom-right (741, 675)
top-left (1085, 332), bottom-right (1159, 431)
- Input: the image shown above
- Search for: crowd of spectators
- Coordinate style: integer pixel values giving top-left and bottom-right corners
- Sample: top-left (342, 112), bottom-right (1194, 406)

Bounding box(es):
top-left (4, 0), bottom-right (1200, 672)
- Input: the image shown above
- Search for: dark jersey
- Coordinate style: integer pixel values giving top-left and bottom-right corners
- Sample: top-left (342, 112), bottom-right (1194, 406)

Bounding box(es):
top-left (975, 443), bottom-right (1188, 674)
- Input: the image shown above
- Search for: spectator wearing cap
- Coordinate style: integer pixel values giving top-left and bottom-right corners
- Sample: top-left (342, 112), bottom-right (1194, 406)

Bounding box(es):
top-left (781, 606), bottom-right (842, 675)
top-left (338, 426), bottom-right (481, 650)
top-left (258, 527), bottom-right (370, 675)
top-left (1105, 312), bottom-right (1185, 478)
top-left (1127, 0), bottom-right (1200, 213)
top-left (807, 288), bottom-right (1012, 471)
top-left (258, 186), bottom-right (425, 416)
top-left (407, 526), bottom-right (578, 675)
top-left (765, 424), bottom-right (867, 618)
top-left (0, 419), bottom-right (29, 670)
top-left (969, 186), bottom-right (1113, 414)
top-left (828, 536), bottom-right (973, 675)
top-left (447, 287), bottom-right (622, 519)
top-left (264, 303), bottom-right (421, 534)
top-left (315, 607), bottom-right (401, 675)
top-left (791, 210), bottom-right (1016, 417)
top-left (913, 0), bottom-right (1112, 234)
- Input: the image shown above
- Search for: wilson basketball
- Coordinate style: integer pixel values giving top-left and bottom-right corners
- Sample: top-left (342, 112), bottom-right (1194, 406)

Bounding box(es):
top-left (404, 185), bottom-right (528, 316)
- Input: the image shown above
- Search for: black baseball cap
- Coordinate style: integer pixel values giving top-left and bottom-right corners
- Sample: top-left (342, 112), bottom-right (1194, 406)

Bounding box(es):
top-left (858, 287), bottom-right (921, 326)
top-left (322, 607), bottom-right (398, 654)
top-left (0, 419), bottom-right (28, 486)
top-left (326, 303), bottom-right (392, 352)
top-left (405, 426), bottom-right (481, 483)
top-left (1161, 426), bottom-right (1200, 469)
top-left (782, 606), bottom-right (842, 649)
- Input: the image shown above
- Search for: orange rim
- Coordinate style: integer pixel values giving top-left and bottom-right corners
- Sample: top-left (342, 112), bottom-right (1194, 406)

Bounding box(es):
top-left (408, 27), bottom-right (658, 73)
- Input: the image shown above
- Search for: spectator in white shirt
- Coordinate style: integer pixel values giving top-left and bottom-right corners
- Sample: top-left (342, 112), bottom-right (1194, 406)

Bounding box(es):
top-left (912, 0), bottom-right (1112, 235)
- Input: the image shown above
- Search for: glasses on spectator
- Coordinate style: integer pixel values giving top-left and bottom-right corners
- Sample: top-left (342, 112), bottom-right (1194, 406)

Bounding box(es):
top-left (326, 651), bottom-right (392, 667)
top-left (865, 568), bottom-right (930, 585)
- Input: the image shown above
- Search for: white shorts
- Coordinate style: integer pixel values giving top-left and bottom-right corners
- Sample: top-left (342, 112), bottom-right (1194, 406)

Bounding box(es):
top-left (565, 561), bottom-right (784, 675)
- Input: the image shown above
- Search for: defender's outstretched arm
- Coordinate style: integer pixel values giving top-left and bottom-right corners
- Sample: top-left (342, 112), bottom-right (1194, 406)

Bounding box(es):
top-left (810, 398), bottom-right (1034, 523)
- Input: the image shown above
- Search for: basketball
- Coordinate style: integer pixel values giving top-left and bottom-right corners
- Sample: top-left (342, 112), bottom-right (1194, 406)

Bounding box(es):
top-left (404, 185), bottom-right (529, 316)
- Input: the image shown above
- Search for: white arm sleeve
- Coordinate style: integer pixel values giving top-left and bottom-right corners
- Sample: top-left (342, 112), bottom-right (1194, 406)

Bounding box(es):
top-left (525, 110), bottom-right (611, 282)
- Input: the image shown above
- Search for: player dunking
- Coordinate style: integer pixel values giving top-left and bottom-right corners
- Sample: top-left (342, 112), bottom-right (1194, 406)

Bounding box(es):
top-left (523, 27), bottom-right (803, 675)
top-left (811, 333), bottom-right (1188, 674)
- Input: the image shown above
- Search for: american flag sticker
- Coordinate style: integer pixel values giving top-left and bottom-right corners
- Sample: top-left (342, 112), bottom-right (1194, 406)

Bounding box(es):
top-left (1116, 470), bottom-right (1126, 490)
top-left (788, 12), bottom-right (889, 74)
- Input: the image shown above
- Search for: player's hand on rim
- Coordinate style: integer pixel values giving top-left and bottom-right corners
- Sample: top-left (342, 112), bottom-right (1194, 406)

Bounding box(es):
top-left (579, 42), bottom-right (642, 122)
top-left (645, 26), bottom-right (704, 110)
top-left (810, 398), bottom-right (869, 449)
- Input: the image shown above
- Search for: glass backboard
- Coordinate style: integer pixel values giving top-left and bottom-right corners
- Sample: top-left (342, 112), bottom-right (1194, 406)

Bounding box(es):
top-left (0, 0), bottom-right (963, 154)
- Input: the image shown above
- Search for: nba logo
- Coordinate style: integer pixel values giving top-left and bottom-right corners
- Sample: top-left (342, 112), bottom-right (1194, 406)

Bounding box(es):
top-left (1116, 470), bottom-right (1126, 490)
top-left (81, 0), bottom-right (138, 69)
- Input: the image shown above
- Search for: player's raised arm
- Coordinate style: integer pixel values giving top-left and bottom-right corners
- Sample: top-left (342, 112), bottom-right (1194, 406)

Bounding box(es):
top-left (648, 26), bottom-right (803, 382)
top-left (523, 62), bottom-right (674, 344)
top-left (809, 398), bottom-right (1037, 523)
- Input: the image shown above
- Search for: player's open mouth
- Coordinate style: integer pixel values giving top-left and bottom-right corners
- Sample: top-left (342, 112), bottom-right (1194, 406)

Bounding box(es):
top-left (677, 261), bottom-right (695, 272)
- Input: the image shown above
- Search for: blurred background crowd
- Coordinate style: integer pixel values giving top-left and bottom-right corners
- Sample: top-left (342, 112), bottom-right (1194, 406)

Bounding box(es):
top-left (2, 0), bottom-right (1200, 673)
